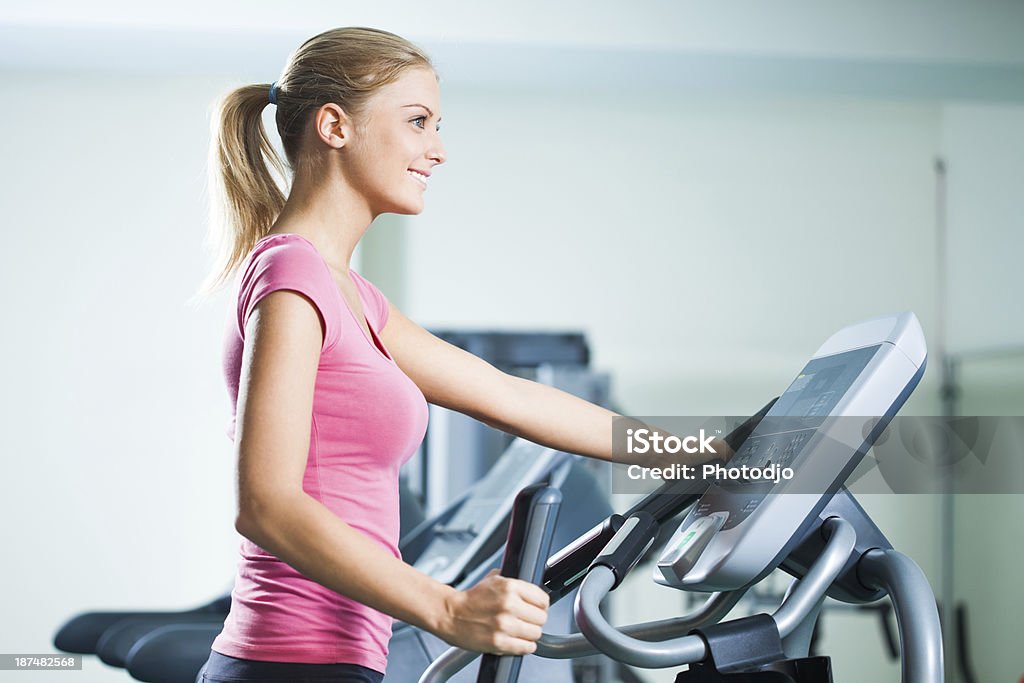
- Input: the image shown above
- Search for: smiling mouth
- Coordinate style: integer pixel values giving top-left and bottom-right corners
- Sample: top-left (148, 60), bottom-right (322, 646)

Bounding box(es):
top-left (407, 170), bottom-right (429, 188)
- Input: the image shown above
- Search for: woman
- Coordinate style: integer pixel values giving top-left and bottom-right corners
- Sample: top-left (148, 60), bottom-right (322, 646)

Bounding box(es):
top-left (196, 26), bottom-right (666, 683)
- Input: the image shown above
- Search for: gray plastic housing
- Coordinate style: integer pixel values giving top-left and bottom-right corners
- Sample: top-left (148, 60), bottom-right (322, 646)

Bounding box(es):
top-left (654, 312), bottom-right (927, 591)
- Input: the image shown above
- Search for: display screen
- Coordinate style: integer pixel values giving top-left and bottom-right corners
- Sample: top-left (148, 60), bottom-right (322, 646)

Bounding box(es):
top-left (719, 344), bottom-right (883, 498)
top-left (771, 344), bottom-right (882, 420)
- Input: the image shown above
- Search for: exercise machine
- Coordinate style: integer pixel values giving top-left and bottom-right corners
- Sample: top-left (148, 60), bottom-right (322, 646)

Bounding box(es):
top-left (422, 312), bottom-right (942, 682)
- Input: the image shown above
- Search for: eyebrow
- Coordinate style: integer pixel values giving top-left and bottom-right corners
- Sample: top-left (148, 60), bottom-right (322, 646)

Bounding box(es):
top-left (403, 103), bottom-right (441, 122)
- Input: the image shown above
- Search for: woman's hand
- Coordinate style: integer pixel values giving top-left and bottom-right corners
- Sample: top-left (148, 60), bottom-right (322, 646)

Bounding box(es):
top-left (436, 569), bottom-right (549, 655)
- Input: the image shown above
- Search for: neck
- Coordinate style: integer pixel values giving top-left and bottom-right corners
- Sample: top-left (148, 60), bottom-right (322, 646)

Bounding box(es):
top-left (270, 166), bottom-right (375, 276)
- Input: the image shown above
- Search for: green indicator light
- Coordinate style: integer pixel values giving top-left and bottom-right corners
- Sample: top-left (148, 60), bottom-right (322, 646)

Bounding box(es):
top-left (676, 530), bottom-right (697, 550)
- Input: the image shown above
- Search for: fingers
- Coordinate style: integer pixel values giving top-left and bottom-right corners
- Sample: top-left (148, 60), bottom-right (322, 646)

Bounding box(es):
top-left (503, 589), bottom-right (548, 646)
top-left (482, 573), bottom-right (549, 611)
top-left (451, 573), bottom-right (550, 655)
top-left (508, 601), bottom-right (547, 630)
top-left (495, 578), bottom-right (549, 627)
top-left (494, 579), bottom-right (549, 639)
top-left (512, 579), bottom-right (550, 611)
top-left (492, 635), bottom-right (539, 656)
top-left (495, 611), bottom-right (544, 642)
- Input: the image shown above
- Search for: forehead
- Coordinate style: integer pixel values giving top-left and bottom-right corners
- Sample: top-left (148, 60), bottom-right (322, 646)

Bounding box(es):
top-left (367, 67), bottom-right (441, 114)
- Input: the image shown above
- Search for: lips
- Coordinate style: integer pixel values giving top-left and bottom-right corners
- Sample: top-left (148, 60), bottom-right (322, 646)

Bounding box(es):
top-left (407, 169), bottom-right (429, 188)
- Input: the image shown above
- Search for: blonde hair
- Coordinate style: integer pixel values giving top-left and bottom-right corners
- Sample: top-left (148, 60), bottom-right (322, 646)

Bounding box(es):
top-left (193, 27), bottom-right (433, 301)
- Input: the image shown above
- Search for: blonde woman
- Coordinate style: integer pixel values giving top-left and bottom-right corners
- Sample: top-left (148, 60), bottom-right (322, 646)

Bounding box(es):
top-left (197, 26), bottom-right (637, 683)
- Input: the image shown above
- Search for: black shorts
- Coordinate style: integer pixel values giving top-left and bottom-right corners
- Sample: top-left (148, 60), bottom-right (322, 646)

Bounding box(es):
top-left (197, 651), bottom-right (384, 683)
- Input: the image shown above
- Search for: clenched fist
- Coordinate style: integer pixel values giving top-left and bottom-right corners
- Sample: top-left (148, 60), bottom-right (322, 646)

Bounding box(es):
top-left (436, 569), bottom-right (550, 655)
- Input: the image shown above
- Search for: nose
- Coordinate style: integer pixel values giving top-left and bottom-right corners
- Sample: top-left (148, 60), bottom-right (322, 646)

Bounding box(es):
top-left (428, 133), bottom-right (447, 166)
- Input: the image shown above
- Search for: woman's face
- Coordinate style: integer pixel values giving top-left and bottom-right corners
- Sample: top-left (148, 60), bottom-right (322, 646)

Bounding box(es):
top-left (342, 67), bottom-right (446, 216)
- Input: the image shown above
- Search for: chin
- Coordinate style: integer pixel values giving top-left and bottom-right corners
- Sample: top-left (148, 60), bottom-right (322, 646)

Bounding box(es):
top-left (375, 188), bottom-right (425, 216)
top-left (389, 197), bottom-right (426, 216)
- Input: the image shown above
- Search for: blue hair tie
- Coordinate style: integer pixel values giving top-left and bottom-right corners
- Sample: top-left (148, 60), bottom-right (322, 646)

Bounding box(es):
top-left (269, 82), bottom-right (279, 106)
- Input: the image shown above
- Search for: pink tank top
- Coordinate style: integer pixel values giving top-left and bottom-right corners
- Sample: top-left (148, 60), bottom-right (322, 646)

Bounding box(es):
top-left (213, 233), bottom-right (429, 673)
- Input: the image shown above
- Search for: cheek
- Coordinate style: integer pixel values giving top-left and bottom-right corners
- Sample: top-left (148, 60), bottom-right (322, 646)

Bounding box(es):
top-left (386, 128), bottom-right (423, 162)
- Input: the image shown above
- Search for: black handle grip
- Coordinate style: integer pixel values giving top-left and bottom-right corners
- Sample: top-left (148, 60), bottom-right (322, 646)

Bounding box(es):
top-left (589, 512), bottom-right (659, 590)
top-left (477, 484), bottom-right (562, 683)
top-left (541, 515), bottom-right (624, 601)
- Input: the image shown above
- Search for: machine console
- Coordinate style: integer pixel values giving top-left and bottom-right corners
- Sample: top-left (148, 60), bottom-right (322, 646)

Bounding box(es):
top-left (654, 312), bottom-right (927, 591)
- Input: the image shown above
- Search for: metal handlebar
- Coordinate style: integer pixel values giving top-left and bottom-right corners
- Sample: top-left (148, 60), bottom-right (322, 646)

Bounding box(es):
top-left (416, 587), bottom-right (748, 682)
top-left (860, 549), bottom-right (944, 683)
top-left (572, 517), bottom-right (857, 669)
top-left (536, 589), bottom-right (747, 659)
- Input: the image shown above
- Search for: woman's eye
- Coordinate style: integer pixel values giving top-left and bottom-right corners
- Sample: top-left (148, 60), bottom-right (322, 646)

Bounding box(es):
top-left (412, 116), bottom-right (426, 129)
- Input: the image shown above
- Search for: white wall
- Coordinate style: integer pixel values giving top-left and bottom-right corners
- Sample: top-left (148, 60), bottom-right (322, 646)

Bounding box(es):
top-left (396, 90), bottom-right (944, 417)
top-left (1, 11), bottom-right (1021, 683)
top-left (942, 104), bottom-right (1024, 353)
top-left (0, 71), bottom-right (243, 682)
top-left (940, 104), bottom-right (1024, 683)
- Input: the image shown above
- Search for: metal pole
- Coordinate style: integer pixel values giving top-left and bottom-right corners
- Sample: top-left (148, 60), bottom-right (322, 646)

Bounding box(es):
top-left (934, 156), bottom-right (957, 682)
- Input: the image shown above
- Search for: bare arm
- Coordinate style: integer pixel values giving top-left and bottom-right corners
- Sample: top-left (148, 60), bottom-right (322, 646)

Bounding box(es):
top-left (233, 290), bottom-right (548, 653)
top-left (380, 304), bottom-right (617, 459)
top-left (380, 304), bottom-right (729, 465)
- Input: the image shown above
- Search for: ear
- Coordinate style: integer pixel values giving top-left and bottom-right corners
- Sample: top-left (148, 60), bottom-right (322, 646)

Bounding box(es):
top-left (313, 103), bottom-right (352, 150)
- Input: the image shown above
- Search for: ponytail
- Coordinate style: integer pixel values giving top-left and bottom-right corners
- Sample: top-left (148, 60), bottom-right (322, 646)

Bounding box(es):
top-left (192, 84), bottom-right (287, 302)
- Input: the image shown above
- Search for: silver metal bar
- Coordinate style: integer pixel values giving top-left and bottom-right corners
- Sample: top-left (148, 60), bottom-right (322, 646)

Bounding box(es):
top-left (771, 518), bottom-right (856, 636)
top-left (536, 589), bottom-right (746, 659)
top-left (417, 646), bottom-right (477, 683)
top-left (574, 517), bottom-right (856, 669)
top-left (574, 567), bottom-right (709, 668)
top-left (622, 589), bottom-right (747, 641)
top-left (780, 593), bottom-right (824, 659)
top-left (860, 549), bottom-right (944, 683)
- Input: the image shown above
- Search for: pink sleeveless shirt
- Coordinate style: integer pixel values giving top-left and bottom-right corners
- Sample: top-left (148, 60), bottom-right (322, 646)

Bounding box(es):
top-left (213, 233), bottom-right (429, 673)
